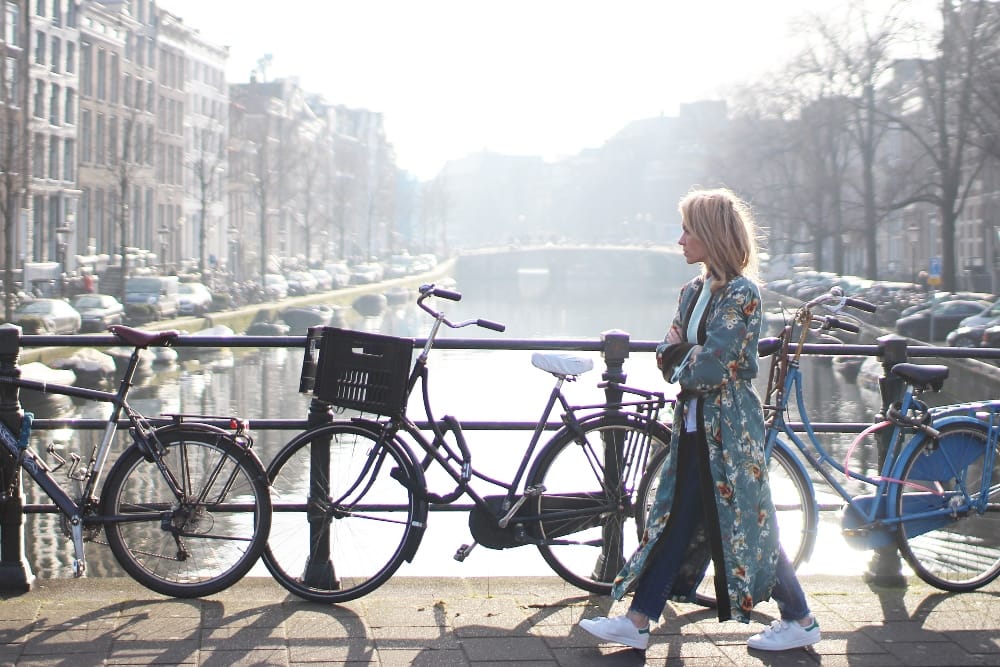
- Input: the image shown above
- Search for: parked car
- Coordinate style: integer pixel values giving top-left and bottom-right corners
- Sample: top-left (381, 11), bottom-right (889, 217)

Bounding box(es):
top-left (349, 262), bottom-right (383, 284)
top-left (177, 282), bottom-right (214, 316)
top-left (71, 293), bottom-right (125, 332)
top-left (263, 273), bottom-right (289, 301)
top-left (286, 270), bottom-right (318, 296)
top-left (980, 322), bottom-right (1000, 349)
top-left (124, 276), bottom-right (180, 322)
top-left (308, 268), bottom-right (333, 291)
top-left (11, 298), bottom-right (82, 334)
top-left (324, 262), bottom-right (351, 288)
top-left (895, 299), bottom-right (992, 342)
top-left (386, 254), bottom-right (416, 279)
top-left (946, 299), bottom-right (1000, 347)
top-left (899, 291), bottom-right (996, 318)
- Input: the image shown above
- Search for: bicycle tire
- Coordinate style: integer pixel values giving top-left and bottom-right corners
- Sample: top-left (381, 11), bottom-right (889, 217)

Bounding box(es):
top-left (525, 414), bottom-right (672, 594)
top-left (101, 428), bottom-right (272, 598)
top-left (262, 422), bottom-right (424, 603)
top-left (896, 422), bottom-right (1000, 591)
top-left (636, 438), bottom-right (816, 608)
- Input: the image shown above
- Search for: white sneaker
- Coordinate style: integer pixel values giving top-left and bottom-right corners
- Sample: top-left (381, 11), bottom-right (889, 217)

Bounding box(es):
top-left (747, 618), bottom-right (821, 651)
top-left (579, 615), bottom-right (650, 650)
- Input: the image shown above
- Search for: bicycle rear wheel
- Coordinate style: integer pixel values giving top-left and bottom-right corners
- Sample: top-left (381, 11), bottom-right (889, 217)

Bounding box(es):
top-left (636, 438), bottom-right (815, 608)
top-left (262, 422), bottom-right (424, 603)
top-left (101, 428), bottom-right (271, 598)
top-left (526, 415), bottom-right (671, 594)
top-left (896, 423), bottom-right (1000, 591)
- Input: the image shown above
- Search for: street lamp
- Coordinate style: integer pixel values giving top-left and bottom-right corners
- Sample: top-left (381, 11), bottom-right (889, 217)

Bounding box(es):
top-left (158, 222), bottom-right (170, 274)
top-left (907, 224), bottom-right (921, 283)
top-left (55, 224), bottom-right (72, 297)
top-left (228, 225), bottom-right (240, 282)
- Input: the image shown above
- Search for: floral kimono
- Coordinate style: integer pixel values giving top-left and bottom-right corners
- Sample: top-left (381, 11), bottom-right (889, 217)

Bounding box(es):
top-left (612, 274), bottom-right (780, 623)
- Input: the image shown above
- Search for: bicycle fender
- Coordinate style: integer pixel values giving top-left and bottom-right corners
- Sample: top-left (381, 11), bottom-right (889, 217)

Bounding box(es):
top-left (885, 417), bottom-right (988, 510)
top-left (151, 423), bottom-right (266, 469)
top-left (338, 418), bottom-right (429, 563)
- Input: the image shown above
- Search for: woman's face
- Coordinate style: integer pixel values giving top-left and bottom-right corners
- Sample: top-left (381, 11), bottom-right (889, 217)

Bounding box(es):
top-left (679, 221), bottom-right (708, 265)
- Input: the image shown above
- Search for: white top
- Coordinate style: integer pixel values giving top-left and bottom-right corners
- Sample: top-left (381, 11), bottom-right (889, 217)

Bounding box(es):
top-left (682, 277), bottom-right (713, 433)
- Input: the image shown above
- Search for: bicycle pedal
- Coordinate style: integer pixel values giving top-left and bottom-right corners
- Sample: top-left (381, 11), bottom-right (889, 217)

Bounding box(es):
top-left (454, 542), bottom-right (477, 562)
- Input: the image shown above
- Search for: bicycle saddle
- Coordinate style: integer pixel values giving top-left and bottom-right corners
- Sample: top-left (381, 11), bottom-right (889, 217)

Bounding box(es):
top-left (531, 352), bottom-right (594, 377)
top-left (108, 325), bottom-right (181, 349)
top-left (890, 362), bottom-right (949, 392)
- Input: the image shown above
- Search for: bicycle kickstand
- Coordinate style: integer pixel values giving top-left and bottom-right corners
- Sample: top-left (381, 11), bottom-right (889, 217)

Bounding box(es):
top-left (68, 515), bottom-right (87, 577)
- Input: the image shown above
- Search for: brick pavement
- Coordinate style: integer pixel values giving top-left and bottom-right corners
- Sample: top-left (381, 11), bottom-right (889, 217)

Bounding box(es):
top-left (0, 574), bottom-right (998, 665)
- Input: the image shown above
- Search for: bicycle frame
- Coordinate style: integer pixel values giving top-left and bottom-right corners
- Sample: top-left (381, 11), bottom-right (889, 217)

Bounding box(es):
top-left (765, 355), bottom-right (929, 547)
top-left (365, 287), bottom-right (668, 542)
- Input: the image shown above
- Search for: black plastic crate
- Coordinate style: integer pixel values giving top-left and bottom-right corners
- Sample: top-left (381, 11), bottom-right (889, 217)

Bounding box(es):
top-left (309, 327), bottom-right (414, 415)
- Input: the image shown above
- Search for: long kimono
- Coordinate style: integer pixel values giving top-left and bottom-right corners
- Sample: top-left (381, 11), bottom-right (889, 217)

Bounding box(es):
top-left (611, 274), bottom-right (780, 623)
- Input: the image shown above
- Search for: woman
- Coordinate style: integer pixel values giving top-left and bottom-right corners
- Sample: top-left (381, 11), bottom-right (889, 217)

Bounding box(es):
top-left (579, 188), bottom-right (820, 652)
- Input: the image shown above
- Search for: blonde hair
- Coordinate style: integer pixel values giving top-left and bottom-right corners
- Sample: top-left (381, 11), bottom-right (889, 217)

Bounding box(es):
top-left (679, 187), bottom-right (760, 286)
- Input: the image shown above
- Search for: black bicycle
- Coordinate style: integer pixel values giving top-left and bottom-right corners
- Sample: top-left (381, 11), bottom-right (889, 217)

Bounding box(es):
top-left (0, 325), bottom-right (272, 598)
top-left (262, 284), bottom-right (673, 602)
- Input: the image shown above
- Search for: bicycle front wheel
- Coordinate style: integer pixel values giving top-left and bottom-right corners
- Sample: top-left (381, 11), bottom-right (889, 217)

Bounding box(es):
top-left (526, 415), bottom-right (672, 594)
top-left (636, 438), bottom-right (816, 608)
top-left (263, 422), bottom-right (424, 603)
top-left (101, 428), bottom-right (272, 598)
top-left (896, 423), bottom-right (1000, 591)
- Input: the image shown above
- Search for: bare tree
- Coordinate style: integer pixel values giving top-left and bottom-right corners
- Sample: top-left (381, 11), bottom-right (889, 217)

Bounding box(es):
top-left (297, 131), bottom-right (331, 267)
top-left (793, 0), bottom-right (914, 279)
top-left (879, 1), bottom-right (997, 291)
top-left (248, 110), bottom-right (298, 280)
top-left (108, 112), bottom-right (148, 305)
top-left (186, 127), bottom-right (227, 280)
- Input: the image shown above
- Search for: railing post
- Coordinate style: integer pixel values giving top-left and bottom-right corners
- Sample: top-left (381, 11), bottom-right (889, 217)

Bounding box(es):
top-left (300, 326), bottom-right (338, 589)
top-left (592, 329), bottom-right (630, 582)
top-left (0, 325), bottom-right (34, 592)
top-left (864, 333), bottom-right (908, 587)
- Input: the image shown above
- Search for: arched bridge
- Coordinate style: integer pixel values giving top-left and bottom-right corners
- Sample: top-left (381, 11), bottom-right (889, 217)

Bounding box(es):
top-left (454, 245), bottom-right (690, 296)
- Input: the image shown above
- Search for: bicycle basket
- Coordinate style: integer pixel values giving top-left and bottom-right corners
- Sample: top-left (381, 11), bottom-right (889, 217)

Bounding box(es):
top-left (311, 327), bottom-right (414, 416)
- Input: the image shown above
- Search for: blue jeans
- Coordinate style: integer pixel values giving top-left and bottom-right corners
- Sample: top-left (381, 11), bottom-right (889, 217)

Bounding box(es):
top-left (629, 432), bottom-right (810, 623)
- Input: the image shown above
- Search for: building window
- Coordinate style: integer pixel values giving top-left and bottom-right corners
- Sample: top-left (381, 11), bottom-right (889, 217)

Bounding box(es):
top-left (48, 136), bottom-right (58, 179)
top-left (3, 57), bottom-right (17, 103)
top-left (63, 139), bottom-right (74, 181)
top-left (48, 83), bottom-right (59, 125)
top-left (4, 2), bottom-right (19, 47)
top-left (64, 88), bottom-right (73, 124)
top-left (35, 0), bottom-right (44, 17)
top-left (52, 0), bottom-right (61, 26)
top-left (110, 53), bottom-right (119, 103)
top-left (65, 41), bottom-right (75, 73)
top-left (108, 115), bottom-right (117, 162)
top-left (96, 49), bottom-right (106, 100)
top-left (50, 36), bottom-right (60, 73)
top-left (95, 114), bottom-right (104, 165)
top-left (80, 109), bottom-right (91, 162)
top-left (33, 79), bottom-right (44, 117)
top-left (79, 42), bottom-right (91, 95)
top-left (34, 30), bottom-right (45, 65)
top-left (32, 133), bottom-right (44, 178)
top-left (123, 73), bottom-right (131, 107)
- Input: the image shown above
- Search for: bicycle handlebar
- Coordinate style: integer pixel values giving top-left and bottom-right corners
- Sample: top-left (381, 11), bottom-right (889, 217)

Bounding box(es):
top-left (418, 283), bottom-right (507, 333)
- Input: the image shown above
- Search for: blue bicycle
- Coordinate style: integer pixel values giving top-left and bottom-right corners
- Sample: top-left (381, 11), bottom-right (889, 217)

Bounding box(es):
top-left (639, 288), bottom-right (1000, 605)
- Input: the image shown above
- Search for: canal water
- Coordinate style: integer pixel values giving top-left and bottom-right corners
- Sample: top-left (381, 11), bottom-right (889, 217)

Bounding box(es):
top-left (21, 264), bottom-right (939, 582)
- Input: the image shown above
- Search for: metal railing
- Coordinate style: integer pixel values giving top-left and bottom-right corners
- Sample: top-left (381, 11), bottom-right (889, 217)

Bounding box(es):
top-left (2, 327), bottom-right (1000, 589)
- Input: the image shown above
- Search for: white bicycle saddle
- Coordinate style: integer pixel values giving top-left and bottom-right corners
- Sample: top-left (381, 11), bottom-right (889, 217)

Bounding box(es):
top-left (531, 352), bottom-right (594, 377)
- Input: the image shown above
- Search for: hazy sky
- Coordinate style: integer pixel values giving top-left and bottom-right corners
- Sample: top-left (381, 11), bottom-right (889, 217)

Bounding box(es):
top-left (158, 0), bottom-right (935, 180)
